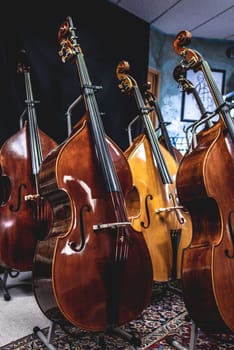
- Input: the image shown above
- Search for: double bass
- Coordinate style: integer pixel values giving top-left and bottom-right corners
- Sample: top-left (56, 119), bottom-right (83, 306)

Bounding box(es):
top-left (173, 31), bottom-right (234, 332)
top-left (116, 60), bottom-right (192, 282)
top-left (0, 50), bottom-right (57, 271)
top-left (32, 16), bottom-right (153, 331)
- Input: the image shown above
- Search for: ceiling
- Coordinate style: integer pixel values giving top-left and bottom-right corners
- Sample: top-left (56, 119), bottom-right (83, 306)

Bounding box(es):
top-left (108, 0), bottom-right (234, 41)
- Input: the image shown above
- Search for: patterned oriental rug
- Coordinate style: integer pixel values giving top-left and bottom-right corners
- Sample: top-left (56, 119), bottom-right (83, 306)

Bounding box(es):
top-left (2, 282), bottom-right (234, 350)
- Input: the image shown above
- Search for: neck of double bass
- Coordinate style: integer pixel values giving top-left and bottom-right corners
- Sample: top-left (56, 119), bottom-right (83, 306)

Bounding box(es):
top-left (24, 71), bottom-right (42, 192)
top-left (75, 50), bottom-right (122, 194)
top-left (188, 81), bottom-right (213, 128)
top-left (150, 98), bottom-right (178, 161)
top-left (133, 87), bottom-right (172, 184)
top-left (201, 60), bottom-right (234, 142)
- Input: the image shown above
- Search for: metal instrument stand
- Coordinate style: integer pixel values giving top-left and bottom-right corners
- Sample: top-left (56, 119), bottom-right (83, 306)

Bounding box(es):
top-left (166, 319), bottom-right (198, 350)
top-left (65, 95), bottom-right (83, 137)
top-left (0, 267), bottom-right (20, 301)
top-left (33, 320), bottom-right (141, 349)
top-left (109, 326), bottom-right (141, 346)
top-left (33, 322), bottom-right (57, 350)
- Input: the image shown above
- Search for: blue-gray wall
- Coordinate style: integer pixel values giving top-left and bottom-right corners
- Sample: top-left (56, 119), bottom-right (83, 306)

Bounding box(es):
top-left (149, 27), bottom-right (234, 152)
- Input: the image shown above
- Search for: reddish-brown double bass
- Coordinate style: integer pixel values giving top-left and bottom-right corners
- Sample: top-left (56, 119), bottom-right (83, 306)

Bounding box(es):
top-left (32, 16), bottom-right (153, 331)
top-left (173, 31), bottom-right (234, 333)
top-left (0, 50), bottom-right (57, 271)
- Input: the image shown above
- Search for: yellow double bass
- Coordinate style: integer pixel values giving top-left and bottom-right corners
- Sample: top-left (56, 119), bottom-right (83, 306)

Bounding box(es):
top-left (116, 61), bottom-right (192, 282)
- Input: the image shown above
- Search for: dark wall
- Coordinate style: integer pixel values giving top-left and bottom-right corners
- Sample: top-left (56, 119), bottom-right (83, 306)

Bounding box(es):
top-left (0, 1), bottom-right (149, 151)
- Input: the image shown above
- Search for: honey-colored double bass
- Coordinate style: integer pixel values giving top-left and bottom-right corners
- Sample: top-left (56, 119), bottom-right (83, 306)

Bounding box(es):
top-left (32, 17), bottom-right (153, 332)
top-left (173, 30), bottom-right (234, 333)
top-left (116, 60), bottom-right (192, 282)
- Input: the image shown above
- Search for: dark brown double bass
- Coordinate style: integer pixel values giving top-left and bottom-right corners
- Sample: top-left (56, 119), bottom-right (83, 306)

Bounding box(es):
top-left (0, 50), bottom-right (57, 271)
top-left (173, 31), bottom-right (234, 333)
top-left (32, 16), bottom-right (153, 332)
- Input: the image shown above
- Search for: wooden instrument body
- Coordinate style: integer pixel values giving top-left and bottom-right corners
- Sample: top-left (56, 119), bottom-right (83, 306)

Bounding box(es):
top-left (33, 116), bottom-right (153, 331)
top-left (125, 133), bottom-right (192, 282)
top-left (0, 123), bottom-right (57, 271)
top-left (159, 136), bottom-right (183, 163)
top-left (177, 119), bottom-right (234, 332)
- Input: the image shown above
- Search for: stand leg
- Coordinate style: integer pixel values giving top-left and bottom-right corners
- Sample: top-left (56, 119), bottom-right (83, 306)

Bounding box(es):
top-left (167, 278), bottom-right (183, 294)
top-left (0, 268), bottom-right (20, 301)
top-left (34, 322), bottom-right (142, 349)
top-left (189, 321), bottom-right (197, 350)
top-left (166, 319), bottom-right (197, 350)
top-left (0, 268), bottom-right (31, 301)
top-left (33, 321), bottom-right (57, 350)
top-left (110, 326), bottom-right (141, 346)
top-left (0, 269), bottom-right (11, 301)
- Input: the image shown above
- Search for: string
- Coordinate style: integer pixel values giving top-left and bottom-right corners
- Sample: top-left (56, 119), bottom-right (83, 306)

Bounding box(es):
top-left (70, 22), bottom-right (129, 263)
top-left (133, 80), bottom-right (184, 226)
top-left (24, 69), bottom-right (46, 225)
